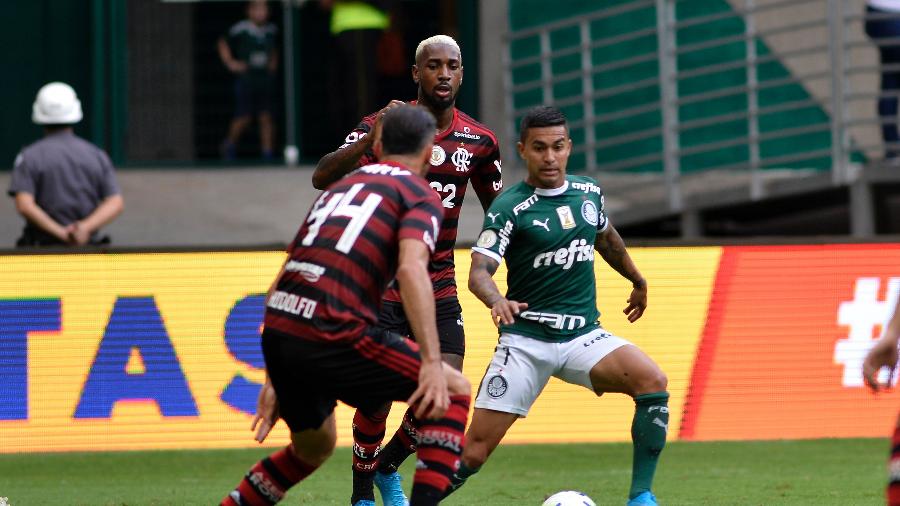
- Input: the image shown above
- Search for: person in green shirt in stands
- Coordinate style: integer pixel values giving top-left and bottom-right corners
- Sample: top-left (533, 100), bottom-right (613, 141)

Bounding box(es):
top-left (218, 0), bottom-right (279, 161)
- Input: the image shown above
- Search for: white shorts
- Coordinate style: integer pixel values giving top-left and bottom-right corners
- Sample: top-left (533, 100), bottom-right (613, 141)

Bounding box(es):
top-left (474, 327), bottom-right (631, 417)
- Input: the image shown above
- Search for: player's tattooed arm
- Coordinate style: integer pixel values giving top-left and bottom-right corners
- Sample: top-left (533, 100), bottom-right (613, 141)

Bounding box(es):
top-left (312, 100), bottom-right (406, 189)
top-left (595, 224), bottom-right (648, 322)
top-left (469, 252), bottom-right (527, 326)
top-left (312, 134), bottom-right (373, 189)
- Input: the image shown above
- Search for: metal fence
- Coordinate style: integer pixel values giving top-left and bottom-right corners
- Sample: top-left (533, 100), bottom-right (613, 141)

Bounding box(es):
top-left (503, 0), bottom-right (891, 214)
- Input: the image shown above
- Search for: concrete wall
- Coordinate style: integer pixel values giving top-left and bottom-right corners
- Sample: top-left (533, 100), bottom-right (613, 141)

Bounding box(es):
top-left (0, 166), bottom-right (491, 248)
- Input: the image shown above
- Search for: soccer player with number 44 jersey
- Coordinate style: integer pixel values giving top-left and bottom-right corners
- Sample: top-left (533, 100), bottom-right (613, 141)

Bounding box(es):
top-left (313, 34), bottom-right (502, 506)
top-left (444, 106), bottom-right (669, 506)
top-left (221, 105), bottom-right (470, 506)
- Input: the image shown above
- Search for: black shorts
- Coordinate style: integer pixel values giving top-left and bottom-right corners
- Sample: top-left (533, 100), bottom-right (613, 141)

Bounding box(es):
top-left (375, 296), bottom-right (465, 356)
top-left (234, 76), bottom-right (273, 117)
top-left (262, 328), bottom-right (421, 432)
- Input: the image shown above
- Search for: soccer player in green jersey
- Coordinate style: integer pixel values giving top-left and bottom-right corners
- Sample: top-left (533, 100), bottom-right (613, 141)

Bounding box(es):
top-left (445, 106), bottom-right (669, 506)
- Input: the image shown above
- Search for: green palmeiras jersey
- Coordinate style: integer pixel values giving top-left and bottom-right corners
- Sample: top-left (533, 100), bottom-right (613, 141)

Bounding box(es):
top-left (472, 175), bottom-right (609, 342)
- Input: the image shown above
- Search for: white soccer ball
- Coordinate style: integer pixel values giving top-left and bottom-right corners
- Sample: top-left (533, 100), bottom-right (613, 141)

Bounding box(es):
top-left (541, 490), bottom-right (597, 506)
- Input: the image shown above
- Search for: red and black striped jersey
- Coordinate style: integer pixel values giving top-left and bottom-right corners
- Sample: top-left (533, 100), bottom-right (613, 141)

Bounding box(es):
top-left (265, 161), bottom-right (443, 343)
top-left (340, 103), bottom-right (503, 301)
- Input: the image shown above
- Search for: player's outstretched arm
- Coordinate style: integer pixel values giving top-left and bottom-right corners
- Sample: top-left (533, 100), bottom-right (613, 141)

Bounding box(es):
top-left (468, 252), bottom-right (527, 326)
top-left (311, 100), bottom-right (406, 189)
top-left (595, 224), bottom-right (647, 323)
top-left (397, 238), bottom-right (449, 419)
top-left (864, 296), bottom-right (900, 392)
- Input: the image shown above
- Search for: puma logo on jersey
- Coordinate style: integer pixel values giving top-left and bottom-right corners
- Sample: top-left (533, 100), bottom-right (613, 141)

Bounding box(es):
top-left (487, 212), bottom-right (500, 223)
top-left (532, 218), bottom-right (550, 231)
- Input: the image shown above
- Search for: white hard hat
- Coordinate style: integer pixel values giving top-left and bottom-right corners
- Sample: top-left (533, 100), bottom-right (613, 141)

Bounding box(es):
top-left (32, 82), bottom-right (83, 125)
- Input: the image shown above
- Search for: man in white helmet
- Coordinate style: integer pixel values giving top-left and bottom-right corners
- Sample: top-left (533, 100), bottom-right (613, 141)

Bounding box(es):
top-left (8, 82), bottom-right (124, 247)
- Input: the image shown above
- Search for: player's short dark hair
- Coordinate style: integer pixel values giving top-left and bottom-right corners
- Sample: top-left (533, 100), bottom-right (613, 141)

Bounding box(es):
top-left (519, 106), bottom-right (568, 142)
top-left (381, 105), bottom-right (436, 155)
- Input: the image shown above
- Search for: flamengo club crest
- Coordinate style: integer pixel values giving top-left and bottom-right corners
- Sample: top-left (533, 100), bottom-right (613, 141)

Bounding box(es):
top-left (430, 145), bottom-right (446, 166)
top-left (451, 146), bottom-right (473, 172)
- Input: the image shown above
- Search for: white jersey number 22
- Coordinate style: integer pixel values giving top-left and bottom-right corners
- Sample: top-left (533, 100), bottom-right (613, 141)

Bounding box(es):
top-left (429, 182), bottom-right (457, 209)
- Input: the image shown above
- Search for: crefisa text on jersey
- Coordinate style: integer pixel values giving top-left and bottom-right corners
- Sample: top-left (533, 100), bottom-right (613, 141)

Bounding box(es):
top-left (532, 238), bottom-right (594, 270)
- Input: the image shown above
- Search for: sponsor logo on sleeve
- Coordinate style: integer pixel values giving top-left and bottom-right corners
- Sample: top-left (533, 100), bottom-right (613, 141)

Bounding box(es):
top-left (339, 131), bottom-right (367, 149)
top-left (497, 220), bottom-right (515, 255)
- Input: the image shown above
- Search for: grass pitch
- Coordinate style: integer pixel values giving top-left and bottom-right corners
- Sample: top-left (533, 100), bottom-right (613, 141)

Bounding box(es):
top-left (0, 438), bottom-right (886, 505)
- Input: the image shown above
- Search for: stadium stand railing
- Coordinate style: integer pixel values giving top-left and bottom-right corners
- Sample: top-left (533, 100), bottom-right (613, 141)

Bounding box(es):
top-left (503, 0), bottom-right (895, 233)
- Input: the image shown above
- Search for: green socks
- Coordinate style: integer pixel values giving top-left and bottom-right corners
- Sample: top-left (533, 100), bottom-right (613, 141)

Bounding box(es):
top-left (442, 461), bottom-right (481, 498)
top-left (443, 393), bottom-right (669, 501)
top-left (630, 391), bottom-right (669, 500)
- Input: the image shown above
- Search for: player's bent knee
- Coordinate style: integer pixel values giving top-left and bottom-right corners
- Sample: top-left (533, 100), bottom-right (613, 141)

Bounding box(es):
top-left (635, 369), bottom-right (668, 396)
top-left (445, 366), bottom-right (470, 395)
